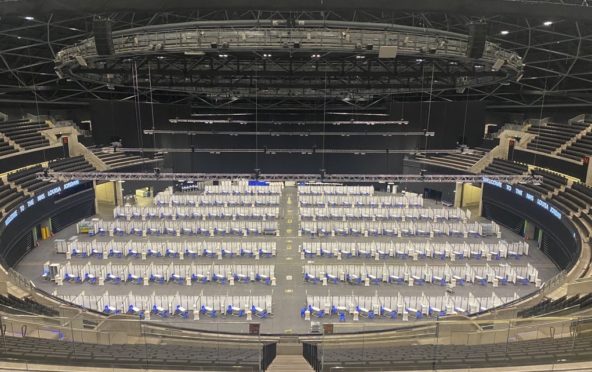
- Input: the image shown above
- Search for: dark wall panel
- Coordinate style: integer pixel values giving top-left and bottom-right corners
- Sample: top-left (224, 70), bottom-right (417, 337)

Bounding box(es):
top-left (389, 101), bottom-right (486, 148)
top-left (482, 183), bottom-right (580, 270)
top-left (512, 149), bottom-right (587, 181)
top-left (0, 146), bottom-right (64, 173)
top-left (89, 100), bottom-right (191, 147)
top-left (0, 183), bottom-right (95, 268)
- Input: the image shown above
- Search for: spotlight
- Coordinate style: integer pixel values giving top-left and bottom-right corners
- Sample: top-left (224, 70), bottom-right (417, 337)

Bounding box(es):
top-left (75, 56), bottom-right (88, 67)
top-left (24, 16), bottom-right (35, 21)
top-left (543, 21), bottom-right (553, 26)
top-left (311, 53), bottom-right (321, 59)
top-left (500, 30), bottom-right (509, 35)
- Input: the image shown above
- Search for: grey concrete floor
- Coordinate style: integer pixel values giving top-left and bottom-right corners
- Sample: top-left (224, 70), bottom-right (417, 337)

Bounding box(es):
top-left (16, 187), bottom-right (559, 334)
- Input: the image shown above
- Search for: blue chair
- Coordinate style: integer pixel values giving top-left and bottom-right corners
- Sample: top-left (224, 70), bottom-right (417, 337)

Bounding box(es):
top-left (175, 305), bottom-right (189, 319)
top-left (84, 273), bottom-right (97, 285)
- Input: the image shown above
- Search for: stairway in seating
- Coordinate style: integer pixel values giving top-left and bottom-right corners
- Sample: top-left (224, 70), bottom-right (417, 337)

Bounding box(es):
top-left (267, 355), bottom-right (314, 372)
top-left (552, 121), bottom-right (592, 155)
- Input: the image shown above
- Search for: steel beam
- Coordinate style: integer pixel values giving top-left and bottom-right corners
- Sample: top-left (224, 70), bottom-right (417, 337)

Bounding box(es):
top-left (42, 171), bottom-right (542, 184)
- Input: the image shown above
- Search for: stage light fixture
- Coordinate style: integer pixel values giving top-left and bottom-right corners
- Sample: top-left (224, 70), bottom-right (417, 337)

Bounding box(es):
top-left (491, 58), bottom-right (505, 71)
top-left (75, 56), bottom-right (88, 67)
top-left (378, 46), bottom-right (398, 59)
top-left (54, 69), bottom-right (65, 79)
top-left (543, 21), bottom-right (553, 26)
top-left (500, 30), bottom-right (509, 35)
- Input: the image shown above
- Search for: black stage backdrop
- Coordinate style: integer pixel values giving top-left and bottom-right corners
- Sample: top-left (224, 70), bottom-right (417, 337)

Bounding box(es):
top-left (89, 100), bottom-right (191, 148)
top-left (90, 100), bottom-right (485, 174)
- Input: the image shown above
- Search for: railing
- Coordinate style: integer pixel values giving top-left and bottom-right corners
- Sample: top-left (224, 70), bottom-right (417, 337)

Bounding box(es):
top-left (6, 268), bottom-right (35, 292)
top-left (302, 315), bottom-right (592, 371)
top-left (0, 314), bottom-right (278, 371)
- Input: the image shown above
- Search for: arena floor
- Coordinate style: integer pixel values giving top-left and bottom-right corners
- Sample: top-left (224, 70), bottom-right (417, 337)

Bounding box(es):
top-left (16, 187), bottom-right (560, 334)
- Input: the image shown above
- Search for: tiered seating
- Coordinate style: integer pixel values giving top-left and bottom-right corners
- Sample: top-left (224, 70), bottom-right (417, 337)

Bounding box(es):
top-left (552, 189), bottom-right (588, 214)
top-left (561, 131), bottom-right (592, 161)
top-left (48, 155), bottom-right (95, 172)
top-left (0, 137), bottom-right (17, 157)
top-left (0, 295), bottom-right (58, 316)
top-left (94, 150), bottom-right (149, 169)
top-left (481, 159), bottom-right (528, 175)
top-left (517, 293), bottom-right (592, 317)
top-left (414, 150), bottom-right (485, 172)
top-left (0, 120), bottom-right (50, 150)
top-left (569, 184), bottom-right (592, 239)
top-left (0, 335), bottom-right (270, 370)
top-left (0, 179), bottom-right (26, 216)
top-left (7, 165), bottom-right (51, 193)
top-left (306, 332), bottom-right (592, 370)
top-left (520, 169), bottom-right (566, 197)
top-left (526, 121), bottom-right (588, 154)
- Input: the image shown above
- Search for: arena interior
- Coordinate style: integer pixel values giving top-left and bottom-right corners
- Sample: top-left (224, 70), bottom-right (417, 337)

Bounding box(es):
top-left (0, 1), bottom-right (591, 371)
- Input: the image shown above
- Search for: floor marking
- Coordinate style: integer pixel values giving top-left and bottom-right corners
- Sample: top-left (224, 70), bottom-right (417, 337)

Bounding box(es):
top-left (285, 289), bottom-right (293, 293)
top-left (286, 257), bottom-right (293, 261)
top-left (286, 275), bottom-right (293, 281)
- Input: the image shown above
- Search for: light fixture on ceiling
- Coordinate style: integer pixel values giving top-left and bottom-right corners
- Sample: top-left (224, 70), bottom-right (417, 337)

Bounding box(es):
top-left (543, 21), bottom-right (553, 26)
top-left (24, 16), bottom-right (35, 21)
top-left (500, 30), bottom-right (509, 35)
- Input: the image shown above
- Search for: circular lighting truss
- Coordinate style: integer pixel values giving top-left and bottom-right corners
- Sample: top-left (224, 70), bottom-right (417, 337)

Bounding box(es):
top-left (55, 20), bottom-right (524, 99)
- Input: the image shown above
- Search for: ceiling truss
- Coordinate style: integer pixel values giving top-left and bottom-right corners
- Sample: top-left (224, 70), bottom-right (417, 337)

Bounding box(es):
top-left (0, 7), bottom-right (589, 111)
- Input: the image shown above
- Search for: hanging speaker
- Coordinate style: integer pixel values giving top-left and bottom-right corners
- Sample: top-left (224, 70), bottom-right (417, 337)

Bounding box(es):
top-left (466, 22), bottom-right (487, 59)
top-left (93, 19), bottom-right (115, 56)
